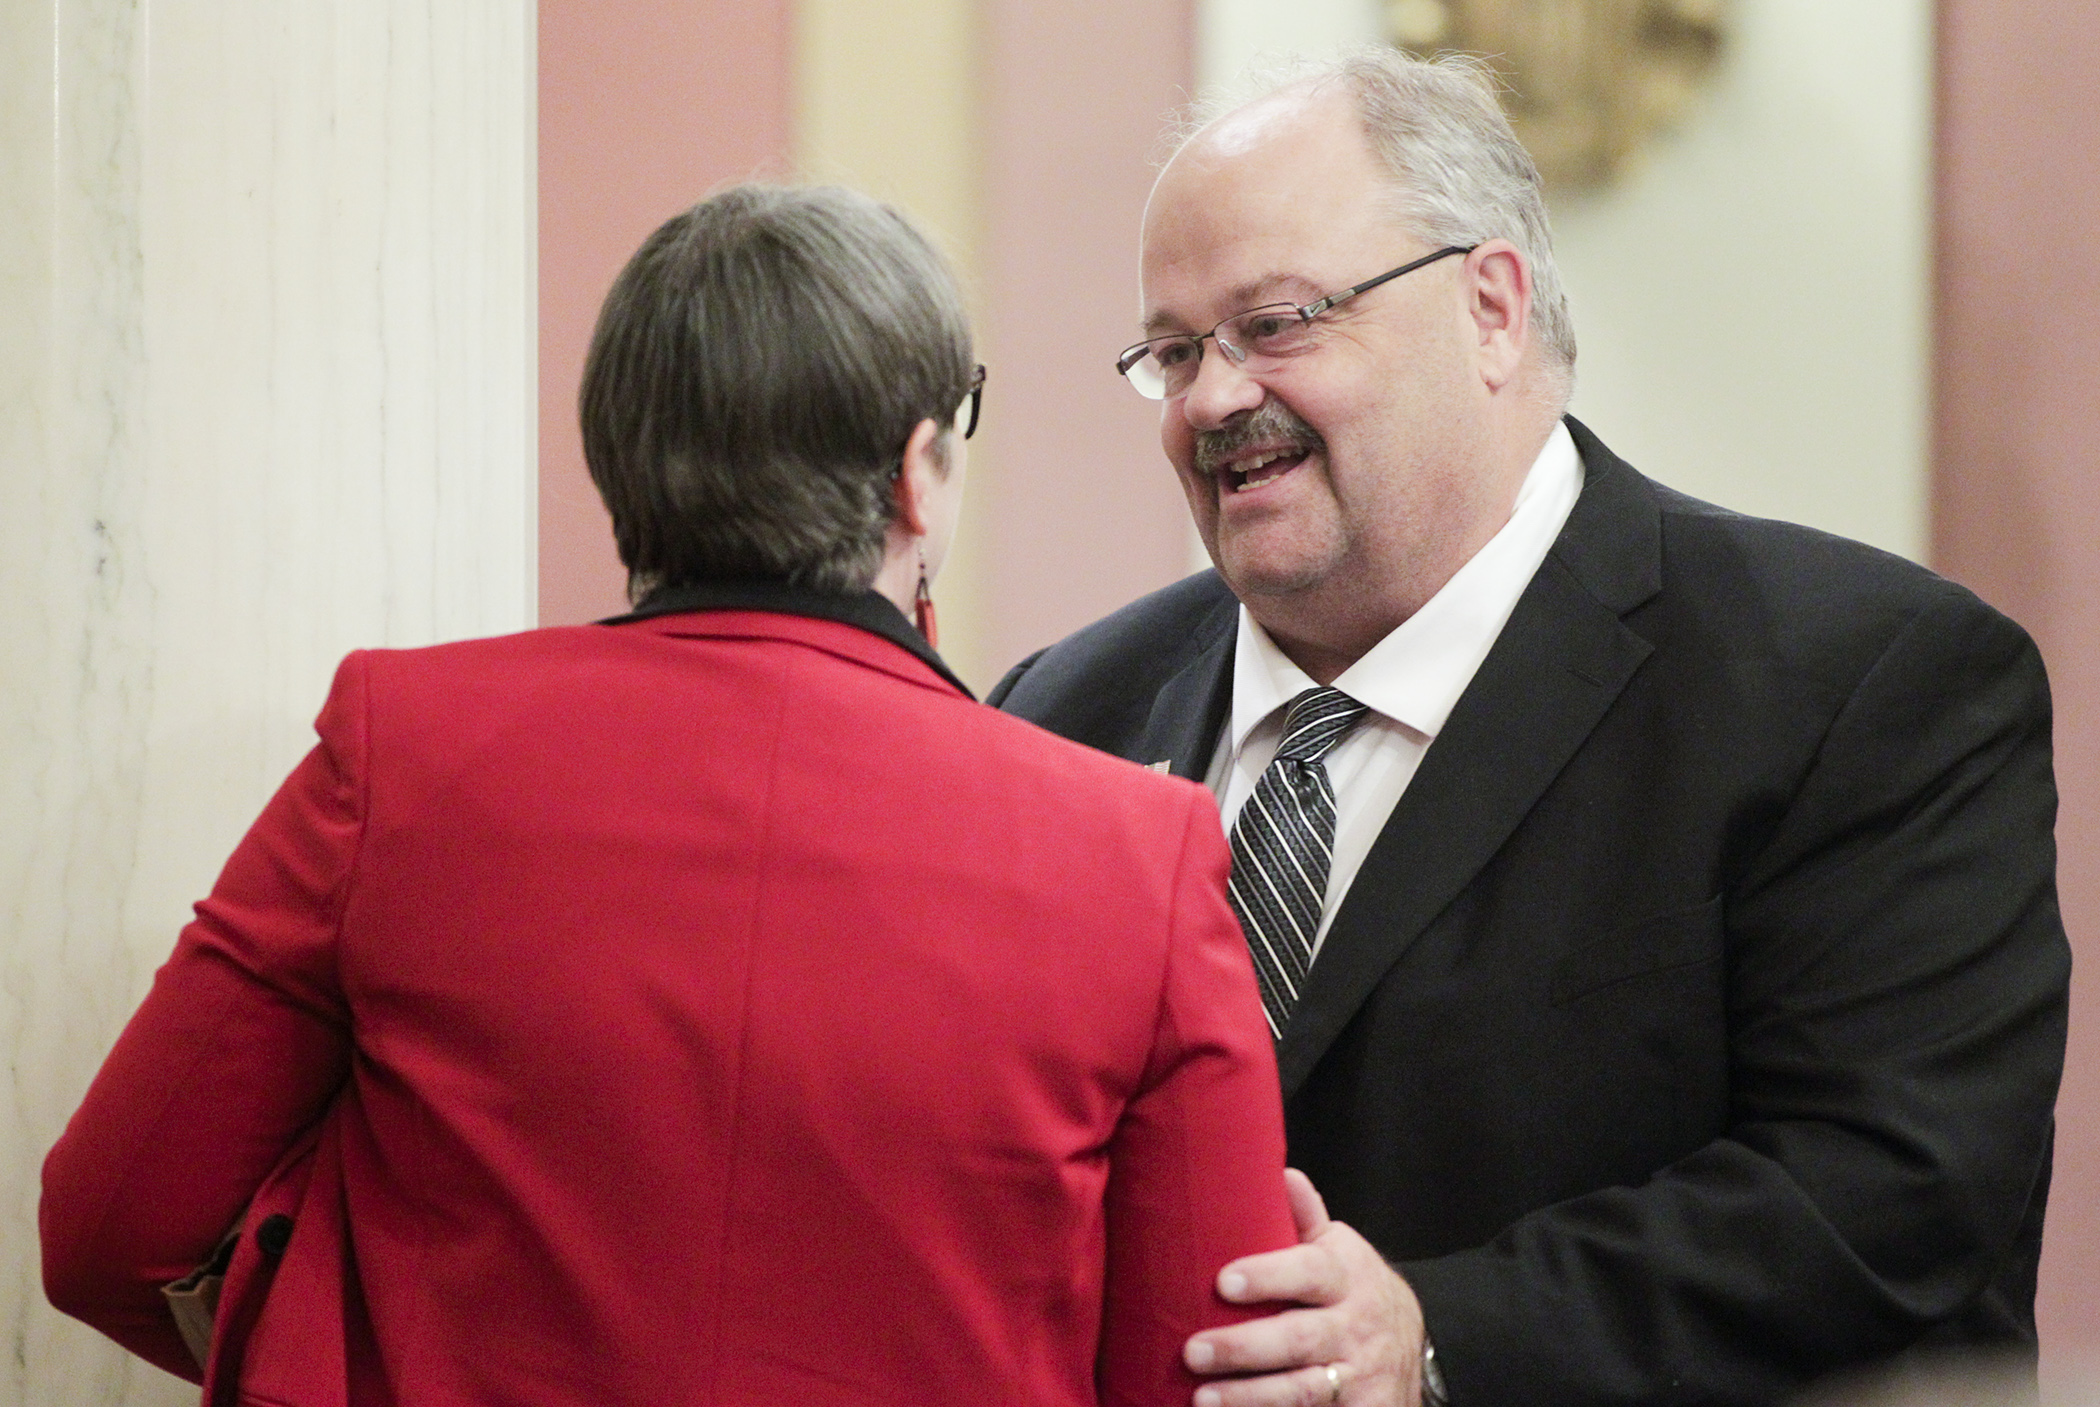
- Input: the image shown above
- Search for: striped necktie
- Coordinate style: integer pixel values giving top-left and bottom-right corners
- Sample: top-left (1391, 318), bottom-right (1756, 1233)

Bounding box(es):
top-left (1228, 686), bottom-right (1369, 1039)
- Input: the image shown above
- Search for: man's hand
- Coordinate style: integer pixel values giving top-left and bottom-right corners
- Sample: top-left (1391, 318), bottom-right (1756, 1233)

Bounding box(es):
top-left (1185, 1169), bottom-right (1426, 1407)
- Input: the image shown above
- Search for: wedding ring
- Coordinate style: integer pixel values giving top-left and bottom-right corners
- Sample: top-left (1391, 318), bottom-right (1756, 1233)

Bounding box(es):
top-left (1325, 1362), bottom-right (1342, 1405)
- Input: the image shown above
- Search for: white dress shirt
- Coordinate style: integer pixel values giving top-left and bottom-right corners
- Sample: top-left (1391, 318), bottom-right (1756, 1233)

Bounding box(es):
top-left (1205, 422), bottom-right (1585, 956)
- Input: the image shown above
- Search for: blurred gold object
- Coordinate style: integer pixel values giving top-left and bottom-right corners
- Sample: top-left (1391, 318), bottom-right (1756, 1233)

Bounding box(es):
top-left (1386, 0), bottom-right (1455, 47)
top-left (1385, 0), bottom-right (1727, 189)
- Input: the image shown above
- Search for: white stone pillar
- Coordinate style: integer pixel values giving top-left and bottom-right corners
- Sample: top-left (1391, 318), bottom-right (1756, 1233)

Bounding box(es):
top-left (0, 2), bottom-right (534, 1400)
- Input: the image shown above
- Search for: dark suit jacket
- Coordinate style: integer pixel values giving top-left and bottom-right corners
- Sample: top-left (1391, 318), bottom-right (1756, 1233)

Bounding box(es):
top-left (990, 420), bottom-right (2071, 1406)
top-left (43, 587), bottom-right (1297, 1407)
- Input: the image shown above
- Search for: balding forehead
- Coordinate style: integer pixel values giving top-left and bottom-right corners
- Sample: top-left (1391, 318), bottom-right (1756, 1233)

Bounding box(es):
top-left (1151, 89), bottom-right (1377, 226)
top-left (1169, 82), bottom-right (1343, 176)
top-left (1137, 87), bottom-right (1396, 329)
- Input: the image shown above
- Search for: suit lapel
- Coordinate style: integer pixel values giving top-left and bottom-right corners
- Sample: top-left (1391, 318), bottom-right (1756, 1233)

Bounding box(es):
top-left (1133, 591), bottom-right (1237, 779)
top-left (1276, 425), bottom-right (1663, 1095)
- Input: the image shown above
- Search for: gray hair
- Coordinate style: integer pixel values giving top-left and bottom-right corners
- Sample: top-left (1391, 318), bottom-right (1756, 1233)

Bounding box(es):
top-left (580, 184), bottom-right (974, 601)
top-left (1172, 48), bottom-right (1576, 373)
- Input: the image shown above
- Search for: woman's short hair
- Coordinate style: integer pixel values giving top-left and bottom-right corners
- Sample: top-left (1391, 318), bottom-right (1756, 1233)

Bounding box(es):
top-left (581, 184), bottom-right (974, 601)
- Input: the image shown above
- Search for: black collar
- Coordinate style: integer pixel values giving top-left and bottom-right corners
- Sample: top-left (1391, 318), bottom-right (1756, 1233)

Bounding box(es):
top-left (599, 579), bottom-right (974, 699)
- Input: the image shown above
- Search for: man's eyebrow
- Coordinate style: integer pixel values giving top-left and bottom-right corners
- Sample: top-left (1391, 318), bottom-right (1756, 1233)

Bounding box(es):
top-left (1139, 271), bottom-right (1330, 337)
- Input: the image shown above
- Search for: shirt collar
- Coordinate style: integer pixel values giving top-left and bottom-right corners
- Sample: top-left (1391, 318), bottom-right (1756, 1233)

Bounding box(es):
top-left (1226, 420), bottom-right (1584, 753)
top-left (602, 577), bottom-right (973, 699)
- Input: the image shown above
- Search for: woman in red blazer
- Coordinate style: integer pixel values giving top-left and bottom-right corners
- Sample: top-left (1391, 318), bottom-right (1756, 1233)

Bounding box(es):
top-left (42, 185), bottom-right (1295, 1406)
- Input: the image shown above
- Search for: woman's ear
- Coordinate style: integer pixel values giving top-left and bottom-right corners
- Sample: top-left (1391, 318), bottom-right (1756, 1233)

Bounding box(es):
top-left (892, 417), bottom-right (946, 537)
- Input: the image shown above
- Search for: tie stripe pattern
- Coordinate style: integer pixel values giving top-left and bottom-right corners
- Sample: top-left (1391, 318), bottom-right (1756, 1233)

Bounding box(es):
top-left (1228, 686), bottom-right (1368, 1038)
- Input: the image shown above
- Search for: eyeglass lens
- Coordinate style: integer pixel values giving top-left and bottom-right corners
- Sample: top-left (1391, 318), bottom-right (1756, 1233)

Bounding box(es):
top-left (1122, 310), bottom-right (1309, 401)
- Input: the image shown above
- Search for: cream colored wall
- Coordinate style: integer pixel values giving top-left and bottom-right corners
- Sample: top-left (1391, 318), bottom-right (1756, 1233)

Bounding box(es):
top-left (793, 0), bottom-right (990, 682)
top-left (0, 4), bottom-right (535, 1401)
top-left (1192, 0), bottom-right (1932, 562)
top-left (1554, 0), bottom-right (1932, 559)
top-left (1198, 0), bottom-right (1383, 90)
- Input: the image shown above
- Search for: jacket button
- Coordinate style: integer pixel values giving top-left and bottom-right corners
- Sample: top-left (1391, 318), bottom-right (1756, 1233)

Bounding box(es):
top-left (255, 1213), bottom-right (295, 1261)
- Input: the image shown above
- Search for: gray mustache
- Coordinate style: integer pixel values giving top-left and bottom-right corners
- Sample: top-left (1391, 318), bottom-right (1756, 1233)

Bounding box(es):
top-left (1193, 402), bottom-right (1326, 475)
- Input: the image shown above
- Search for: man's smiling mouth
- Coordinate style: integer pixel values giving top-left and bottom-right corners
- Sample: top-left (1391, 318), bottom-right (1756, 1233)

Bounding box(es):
top-left (1194, 402), bottom-right (1326, 496)
top-left (1222, 447), bottom-right (1312, 492)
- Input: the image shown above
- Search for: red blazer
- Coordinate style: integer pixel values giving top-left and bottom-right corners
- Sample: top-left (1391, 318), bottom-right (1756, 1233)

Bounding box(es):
top-left (42, 604), bottom-right (1295, 1407)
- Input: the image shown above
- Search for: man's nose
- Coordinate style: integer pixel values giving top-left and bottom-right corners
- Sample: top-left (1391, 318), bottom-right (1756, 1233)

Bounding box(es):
top-left (1178, 344), bottom-right (1266, 431)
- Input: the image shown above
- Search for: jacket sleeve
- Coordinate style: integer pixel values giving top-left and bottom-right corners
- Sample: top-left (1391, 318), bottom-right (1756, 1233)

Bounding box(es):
top-left (983, 649), bottom-right (1043, 709)
top-left (1096, 785), bottom-right (1300, 1407)
top-left (41, 653), bottom-right (368, 1381)
top-left (1403, 588), bottom-right (2071, 1405)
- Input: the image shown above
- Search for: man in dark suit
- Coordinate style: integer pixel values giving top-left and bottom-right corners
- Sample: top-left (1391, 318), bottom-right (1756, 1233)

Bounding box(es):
top-left (990, 49), bottom-right (2070, 1407)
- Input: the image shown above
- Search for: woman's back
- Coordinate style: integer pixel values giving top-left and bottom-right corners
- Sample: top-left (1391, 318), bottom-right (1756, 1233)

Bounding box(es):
top-left (44, 607), bottom-right (1294, 1405)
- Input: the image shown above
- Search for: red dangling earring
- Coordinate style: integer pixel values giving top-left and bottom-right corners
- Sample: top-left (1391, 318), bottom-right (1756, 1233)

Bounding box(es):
top-left (913, 559), bottom-right (939, 649)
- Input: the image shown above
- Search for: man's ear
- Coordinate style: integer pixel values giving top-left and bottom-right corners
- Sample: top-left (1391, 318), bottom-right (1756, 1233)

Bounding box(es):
top-left (1468, 240), bottom-right (1532, 390)
top-left (892, 417), bottom-right (945, 537)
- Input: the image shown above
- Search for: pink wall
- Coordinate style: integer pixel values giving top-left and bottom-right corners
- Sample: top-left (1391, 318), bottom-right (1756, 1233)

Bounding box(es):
top-left (976, 0), bottom-right (1199, 677)
top-left (538, 1), bottom-right (1197, 653)
top-left (538, 0), bottom-right (794, 626)
top-left (1933, 0), bottom-right (2100, 1371)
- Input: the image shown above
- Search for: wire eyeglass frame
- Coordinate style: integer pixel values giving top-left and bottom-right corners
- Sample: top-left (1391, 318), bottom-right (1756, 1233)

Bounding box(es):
top-left (1114, 245), bottom-right (1476, 400)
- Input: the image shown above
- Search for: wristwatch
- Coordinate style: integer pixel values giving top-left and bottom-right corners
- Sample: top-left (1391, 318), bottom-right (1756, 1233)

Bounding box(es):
top-left (1421, 1335), bottom-right (1450, 1407)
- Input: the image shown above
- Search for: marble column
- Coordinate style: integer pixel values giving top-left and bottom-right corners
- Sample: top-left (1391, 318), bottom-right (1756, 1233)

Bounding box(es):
top-left (0, 1), bottom-right (534, 1400)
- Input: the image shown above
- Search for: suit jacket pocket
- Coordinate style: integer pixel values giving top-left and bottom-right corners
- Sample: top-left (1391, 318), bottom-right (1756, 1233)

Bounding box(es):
top-left (1551, 895), bottom-right (1724, 1006)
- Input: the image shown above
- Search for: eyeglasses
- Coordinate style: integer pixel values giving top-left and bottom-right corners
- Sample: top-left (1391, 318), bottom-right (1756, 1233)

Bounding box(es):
top-left (961, 363), bottom-right (986, 439)
top-left (1114, 245), bottom-right (1476, 400)
top-left (894, 364), bottom-right (988, 482)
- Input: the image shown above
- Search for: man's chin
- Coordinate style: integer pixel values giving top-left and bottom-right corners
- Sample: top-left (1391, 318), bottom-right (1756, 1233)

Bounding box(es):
top-left (1213, 554), bottom-right (1336, 603)
top-left (1193, 519), bottom-right (1349, 601)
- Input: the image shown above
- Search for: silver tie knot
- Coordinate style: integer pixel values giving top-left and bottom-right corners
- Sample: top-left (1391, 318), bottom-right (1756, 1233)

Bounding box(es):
top-left (1274, 686), bottom-right (1368, 765)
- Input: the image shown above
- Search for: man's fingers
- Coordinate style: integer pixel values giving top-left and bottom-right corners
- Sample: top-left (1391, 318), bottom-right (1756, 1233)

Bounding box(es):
top-left (1192, 1227), bottom-right (1425, 1405)
top-left (1192, 1361), bottom-right (1347, 1407)
top-left (1185, 1304), bottom-right (1335, 1376)
top-left (1283, 1167), bottom-right (1331, 1242)
top-left (1215, 1241), bottom-right (1345, 1306)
